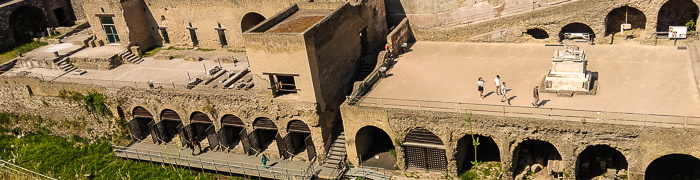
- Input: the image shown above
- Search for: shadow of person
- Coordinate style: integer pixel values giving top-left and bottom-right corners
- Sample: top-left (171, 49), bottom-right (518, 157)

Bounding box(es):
top-left (483, 91), bottom-right (495, 98)
top-left (538, 100), bottom-right (550, 107)
top-left (507, 96), bottom-right (517, 105)
top-left (269, 162), bottom-right (279, 167)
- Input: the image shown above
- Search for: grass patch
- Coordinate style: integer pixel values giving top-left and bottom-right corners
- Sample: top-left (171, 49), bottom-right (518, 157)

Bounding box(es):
top-left (57, 90), bottom-right (112, 116)
top-left (166, 46), bottom-right (193, 51)
top-left (142, 46), bottom-right (162, 57)
top-left (0, 40), bottom-right (48, 65)
top-left (172, 55), bottom-right (182, 58)
top-left (388, 149), bottom-right (397, 159)
top-left (46, 32), bottom-right (62, 39)
top-left (196, 48), bottom-right (216, 52)
top-left (459, 162), bottom-right (505, 180)
top-left (227, 49), bottom-right (246, 53)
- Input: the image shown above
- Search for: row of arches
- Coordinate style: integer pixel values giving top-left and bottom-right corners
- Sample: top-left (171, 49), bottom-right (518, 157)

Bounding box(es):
top-left (355, 126), bottom-right (700, 179)
top-left (126, 107), bottom-right (317, 161)
top-left (523, 0), bottom-right (699, 42)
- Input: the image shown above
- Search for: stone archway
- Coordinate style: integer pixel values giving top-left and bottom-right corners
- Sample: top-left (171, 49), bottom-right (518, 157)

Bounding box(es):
top-left (286, 120), bottom-right (316, 161)
top-left (241, 12), bottom-right (266, 32)
top-left (575, 145), bottom-right (628, 180)
top-left (512, 140), bottom-right (563, 179)
top-left (219, 114), bottom-right (246, 151)
top-left (160, 109), bottom-right (184, 143)
top-left (128, 106), bottom-right (153, 141)
top-left (644, 154), bottom-right (700, 180)
top-left (526, 28), bottom-right (549, 39)
top-left (559, 23), bottom-right (596, 42)
top-left (456, 134), bottom-right (500, 174)
top-left (605, 6), bottom-right (646, 39)
top-left (355, 126), bottom-right (396, 169)
top-left (403, 128), bottom-right (447, 172)
top-left (189, 111), bottom-right (217, 149)
top-left (9, 5), bottom-right (48, 44)
top-left (657, 0), bottom-right (699, 32)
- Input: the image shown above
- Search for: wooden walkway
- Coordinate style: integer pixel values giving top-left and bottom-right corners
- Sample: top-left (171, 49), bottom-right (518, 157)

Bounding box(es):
top-left (112, 142), bottom-right (316, 180)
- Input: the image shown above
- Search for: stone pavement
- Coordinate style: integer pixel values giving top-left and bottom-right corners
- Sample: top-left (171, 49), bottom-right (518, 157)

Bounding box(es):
top-left (114, 142), bottom-right (315, 179)
top-left (366, 42), bottom-right (700, 116)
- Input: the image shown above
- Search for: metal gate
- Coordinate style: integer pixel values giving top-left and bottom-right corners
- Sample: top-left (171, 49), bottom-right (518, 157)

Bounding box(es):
top-left (276, 133), bottom-right (290, 159)
top-left (249, 129), bottom-right (261, 154)
top-left (149, 121), bottom-right (164, 143)
top-left (177, 124), bottom-right (189, 147)
top-left (405, 146), bottom-right (446, 171)
top-left (305, 135), bottom-right (316, 161)
top-left (205, 125), bottom-right (219, 150)
top-left (239, 128), bottom-right (252, 155)
top-left (128, 119), bottom-right (142, 140)
top-left (217, 127), bottom-right (229, 150)
top-left (404, 128), bottom-right (447, 172)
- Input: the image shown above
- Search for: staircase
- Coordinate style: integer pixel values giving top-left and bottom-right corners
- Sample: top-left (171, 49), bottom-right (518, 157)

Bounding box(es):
top-left (120, 51), bottom-right (144, 64)
top-left (55, 58), bottom-right (76, 72)
top-left (356, 54), bottom-right (378, 81)
top-left (316, 131), bottom-right (347, 179)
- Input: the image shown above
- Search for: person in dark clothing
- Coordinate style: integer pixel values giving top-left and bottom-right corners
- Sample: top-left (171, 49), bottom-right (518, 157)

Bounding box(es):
top-left (188, 138), bottom-right (196, 156)
top-left (193, 136), bottom-right (202, 154)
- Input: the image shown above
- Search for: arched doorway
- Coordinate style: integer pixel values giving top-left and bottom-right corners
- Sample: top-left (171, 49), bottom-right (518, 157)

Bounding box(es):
top-left (128, 107), bottom-right (153, 141)
top-left (456, 135), bottom-right (500, 173)
top-left (526, 28), bottom-right (549, 39)
top-left (657, 0), bottom-right (699, 32)
top-left (241, 12), bottom-right (266, 32)
top-left (559, 23), bottom-right (595, 42)
top-left (286, 120), bottom-right (316, 161)
top-left (512, 140), bottom-right (563, 179)
top-left (160, 109), bottom-right (184, 144)
top-left (645, 154), bottom-right (700, 180)
top-left (9, 6), bottom-right (48, 44)
top-left (252, 117), bottom-right (279, 154)
top-left (219, 114), bottom-right (246, 152)
top-left (404, 128), bottom-right (446, 172)
top-left (189, 112), bottom-right (218, 150)
top-left (576, 145), bottom-right (628, 180)
top-left (355, 126), bottom-right (395, 169)
top-left (605, 6), bottom-right (646, 40)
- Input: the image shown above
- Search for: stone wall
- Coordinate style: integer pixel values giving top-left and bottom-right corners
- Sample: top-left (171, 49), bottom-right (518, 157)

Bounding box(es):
top-left (80, 0), bottom-right (129, 47)
top-left (0, 77), bottom-right (120, 139)
top-left (0, 0), bottom-right (50, 51)
top-left (386, 18), bottom-right (413, 57)
top-left (340, 103), bottom-right (700, 179)
top-left (71, 55), bottom-right (122, 70)
top-left (141, 0), bottom-right (307, 49)
top-left (388, 0), bottom-right (700, 45)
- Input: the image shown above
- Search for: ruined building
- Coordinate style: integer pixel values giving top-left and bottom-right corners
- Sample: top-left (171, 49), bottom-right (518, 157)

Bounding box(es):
top-left (0, 0), bottom-right (699, 179)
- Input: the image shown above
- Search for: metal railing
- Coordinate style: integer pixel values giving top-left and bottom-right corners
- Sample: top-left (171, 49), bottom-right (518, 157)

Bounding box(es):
top-left (0, 71), bottom-right (190, 90)
top-left (346, 96), bottom-right (700, 130)
top-left (111, 145), bottom-right (312, 180)
top-left (0, 159), bottom-right (56, 180)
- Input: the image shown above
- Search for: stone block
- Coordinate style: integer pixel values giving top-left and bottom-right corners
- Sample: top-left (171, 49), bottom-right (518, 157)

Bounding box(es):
top-left (185, 56), bottom-right (203, 62)
top-left (47, 38), bottom-right (62, 44)
top-left (153, 55), bottom-right (173, 60)
top-left (218, 56), bottom-right (238, 63)
top-left (130, 46), bottom-right (143, 58)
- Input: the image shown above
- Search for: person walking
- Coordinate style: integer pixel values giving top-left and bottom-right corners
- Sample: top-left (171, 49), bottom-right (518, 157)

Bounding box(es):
top-left (188, 138), bottom-right (196, 156)
top-left (532, 85), bottom-right (540, 107)
top-left (193, 136), bottom-right (202, 154)
top-left (494, 75), bottom-right (501, 96)
top-left (261, 154), bottom-right (269, 169)
top-left (477, 77), bottom-right (485, 100)
top-left (500, 82), bottom-right (508, 102)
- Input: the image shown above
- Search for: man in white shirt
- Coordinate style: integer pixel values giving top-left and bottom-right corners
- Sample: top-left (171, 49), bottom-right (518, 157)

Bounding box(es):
top-left (494, 75), bottom-right (501, 96)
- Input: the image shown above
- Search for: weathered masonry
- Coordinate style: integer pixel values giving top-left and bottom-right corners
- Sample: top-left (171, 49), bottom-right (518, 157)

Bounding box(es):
top-left (340, 103), bottom-right (700, 179)
top-left (0, 0), bottom-right (79, 50)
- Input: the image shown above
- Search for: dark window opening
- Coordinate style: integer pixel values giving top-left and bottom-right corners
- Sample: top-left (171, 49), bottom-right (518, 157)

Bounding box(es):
top-left (53, 8), bottom-right (70, 26)
top-left (160, 29), bottom-right (170, 44)
top-left (271, 75), bottom-right (297, 97)
top-left (189, 29), bottom-right (198, 46)
top-left (241, 12), bottom-right (266, 32)
top-left (100, 17), bottom-right (120, 43)
top-left (218, 30), bottom-right (227, 46)
top-left (645, 154), bottom-right (700, 180)
top-left (576, 145), bottom-right (628, 180)
top-left (101, 7), bottom-right (105, 13)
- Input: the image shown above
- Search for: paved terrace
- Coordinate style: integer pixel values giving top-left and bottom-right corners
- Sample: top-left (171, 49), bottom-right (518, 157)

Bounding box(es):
top-left (358, 42), bottom-right (700, 128)
top-left (7, 57), bottom-right (248, 88)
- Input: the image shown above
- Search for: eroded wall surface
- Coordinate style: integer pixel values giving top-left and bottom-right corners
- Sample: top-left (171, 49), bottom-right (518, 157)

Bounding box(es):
top-left (341, 104), bottom-right (700, 179)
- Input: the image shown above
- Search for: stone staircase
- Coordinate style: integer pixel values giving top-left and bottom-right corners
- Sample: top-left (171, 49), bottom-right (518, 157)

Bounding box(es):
top-left (355, 54), bottom-right (379, 81)
top-left (54, 58), bottom-right (76, 72)
top-left (316, 131), bottom-right (347, 179)
top-left (120, 51), bottom-right (144, 64)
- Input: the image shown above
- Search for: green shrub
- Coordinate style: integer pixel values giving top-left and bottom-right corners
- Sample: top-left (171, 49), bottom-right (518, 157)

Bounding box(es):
top-left (0, 40), bottom-right (48, 64)
top-left (388, 149), bottom-right (397, 159)
top-left (143, 46), bottom-right (162, 57)
top-left (196, 48), bottom-right (216, 52)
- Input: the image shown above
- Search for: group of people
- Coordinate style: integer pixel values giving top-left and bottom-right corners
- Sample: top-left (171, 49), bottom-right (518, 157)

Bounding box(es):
top-left (477, 75), bottom-right (540, 107)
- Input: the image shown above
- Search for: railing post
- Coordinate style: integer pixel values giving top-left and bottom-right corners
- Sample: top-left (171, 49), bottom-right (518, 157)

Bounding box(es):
top-left (503, 105), bottom-right (506, 116)
top-left (172, 82), bottom-right (175, 89)
top-left (135, 82), bottom-right (138, 88)
top-left (380, 97), bottom-right (384, 107)
top-left (256, 165), bottom-right (261, 180)
top-left (199, 157), bottom-right (204, 173)
top-left (89, 79), bottom-right (93, 85)
top-left (112, 80), bottom-right (115, 89)
top-left (418, 100), bottom-right (421, 110)
top-left (644, 113), bottom-right (647, 126)
top-left (550, 108), bottom-right (553, 120)
top-left (227, 161), bottom-right (233, 177)
top-left (68, 77), bottom-right (71, 83)
top-left (685, 116), bottom-right (689, 129)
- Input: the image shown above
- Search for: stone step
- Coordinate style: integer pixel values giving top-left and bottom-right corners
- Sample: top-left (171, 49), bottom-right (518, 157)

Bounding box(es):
top-left (324, 159), bottom-right (341, 165)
